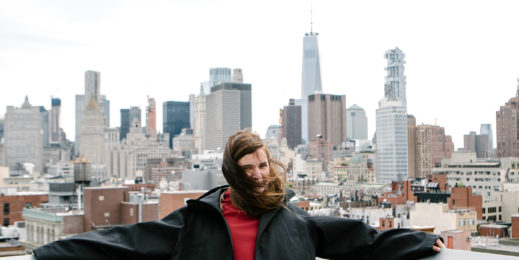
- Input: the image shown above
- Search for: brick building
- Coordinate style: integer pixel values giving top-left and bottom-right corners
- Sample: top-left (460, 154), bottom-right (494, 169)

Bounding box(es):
top-left (479, 224), bottom-right (509, 238)
top-left (512, 215), bottom-right (519, 238)
top-left (377, 180), bottom-right (415, 205)
top-left (159, 190), bottom-right (206, 218)
top-left (447, 187), bottom-right (483, 220)
top-left (0, 193), bottom-right (48, 226)
top-left (83, 186), bottom-right (159, 232)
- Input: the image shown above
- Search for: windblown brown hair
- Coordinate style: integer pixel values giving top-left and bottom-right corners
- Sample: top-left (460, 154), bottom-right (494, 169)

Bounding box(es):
top-left (222, 129), bottom-right (285, 218)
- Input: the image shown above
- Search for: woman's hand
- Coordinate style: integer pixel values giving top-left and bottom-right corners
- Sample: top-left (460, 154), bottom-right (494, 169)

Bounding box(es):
top-left (432, 238), bottom-right (446, 253)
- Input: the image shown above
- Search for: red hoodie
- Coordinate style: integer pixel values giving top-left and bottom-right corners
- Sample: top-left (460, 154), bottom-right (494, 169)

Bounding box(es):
top-left (221, 190), bottom-right (259, 260)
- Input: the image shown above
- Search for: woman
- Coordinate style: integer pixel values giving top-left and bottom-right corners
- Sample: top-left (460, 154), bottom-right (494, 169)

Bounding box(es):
top-left (34, 129), bottom-right (444, 260)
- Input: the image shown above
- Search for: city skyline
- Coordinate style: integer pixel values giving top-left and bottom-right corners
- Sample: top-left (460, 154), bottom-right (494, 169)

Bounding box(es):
top-left (2, 1), bottom-right (519, 149)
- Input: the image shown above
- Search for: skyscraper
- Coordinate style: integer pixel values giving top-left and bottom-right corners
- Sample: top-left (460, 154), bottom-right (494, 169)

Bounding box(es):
top-left (193, 85), bottom-right (206, 153)
top-left (480, 124), bottom-right (493, 150)
top-left (163, 101), bottom-right (190, 148)
top-left (301, 31), bottom-right (323, 100)
top-left (209, 68), bottom-right (231, 88)
top-left (346, 104), bottom-right (368, 140)
top-left (376, 48), bottom-right (408, 183)
top-left (75, 70), bottom-right (110, 155)
top-left (415, 124), bottom-right (453, 178)
top-left (384, 48), bottom-right (407, 108)
top-left (205, 82), bottom-right (251, 150)
top-left (146, 97), bottom-right (157, 137)
top-left (80, 96), bottom-right (106, 178)
top-left (299, 26), bottom-right (323, 143)
top-left (496, 81), bottom-right (519, 158)
top-left (407, 115), bottom-right (417, 179)
top-left (4, 96), bottom-right (43, 172)
top-left (280, 99), bottom-right (302, 149)
top-left (307, 93), bottom-right (346, 147)
top-left (464, 131), bottom-right (490, 158)
top-left (120, 106), bottom-right (141, 141)
top-left (49, 98), bottom-right (61, 145)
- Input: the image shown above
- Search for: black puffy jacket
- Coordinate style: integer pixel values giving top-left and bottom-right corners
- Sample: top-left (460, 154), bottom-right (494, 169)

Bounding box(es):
top-left (34, 186), bottom-right (440, 260)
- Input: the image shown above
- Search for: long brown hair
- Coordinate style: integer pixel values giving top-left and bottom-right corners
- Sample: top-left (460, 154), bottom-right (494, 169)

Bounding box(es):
top-left (222, 129), bottom-right (285, 217)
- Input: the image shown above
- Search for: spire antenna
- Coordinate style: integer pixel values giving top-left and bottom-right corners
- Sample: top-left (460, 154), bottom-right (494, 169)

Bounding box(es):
top-left (310, 2), bottom-right (313, 34)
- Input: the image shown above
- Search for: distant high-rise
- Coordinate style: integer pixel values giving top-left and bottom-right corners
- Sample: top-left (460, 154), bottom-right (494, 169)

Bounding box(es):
top-left (300, 27), bottom-right (323, 143)
top-left (0, 119), bottom-right (4, 141)
top-left (4, 96), bottom-right (43, 172)
top-left (120, 106), bottom-right (141, 141)
top-left (49, 98), bottom-right (61, 145)
top-left (464, 131), bottom-right (490, 158)
top-left (75, 70), bottom-right (109, 155)
top-left (407, 115), bottom-right (417, 179)
top-left (496, 81), bottom-right (519, 158)
top-left (308, 93), bottom-right (346, 147)
top-left (416, 124), bottom-right (453, 178)
top-left (209, 68), bottom-right (231, 88)
top-left (480, 124), bottom-right (493, 150)
top-left (346, 104), bottom-right (368, 140)
top-left (39, 106), bottom-right (49, 148)
top-left (280, 99), bottom-right (302, 149)
top-left (193, 85), bottom-right (206, 153)
top-left (85, 70), bottom-right (101, 105)
top-left (80, 96), bottom-right (106, 177)
top-left (232, 68), bottom-right (243, 83)
top-left (384, 48), bottom-right (407, 107)
top-left (163, 101), bottom-right (190, 149)
top-left (146, 97), bottom-right (157, 137)
top-left (205, 82), bottom-right (251, 150)
top-left (376, 48), bottom-right (408, 183)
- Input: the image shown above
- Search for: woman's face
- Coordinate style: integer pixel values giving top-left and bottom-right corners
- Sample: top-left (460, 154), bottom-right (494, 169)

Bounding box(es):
top-left (237, 148), bottom-right (270, 193)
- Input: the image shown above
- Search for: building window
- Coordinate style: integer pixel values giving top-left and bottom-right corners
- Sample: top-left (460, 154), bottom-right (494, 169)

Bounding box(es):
top-left (389, 221), bottom-right (392, 228)
top-left (499, 207), bottom-right (502, 212)
top-left (26, 202), bottom-right (31, 208)
top-left (3, 203), bottom-right (9, 215)
top-left (482, 208), bottom-right (486, 213)
top-left (3, 218), bottom-right (9, 226)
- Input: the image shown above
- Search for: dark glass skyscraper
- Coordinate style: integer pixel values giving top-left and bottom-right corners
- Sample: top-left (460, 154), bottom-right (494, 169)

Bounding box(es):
top-left (120, 106), bottom-right (141, 141)
top-left (163, 101), bottom-right (190, 148)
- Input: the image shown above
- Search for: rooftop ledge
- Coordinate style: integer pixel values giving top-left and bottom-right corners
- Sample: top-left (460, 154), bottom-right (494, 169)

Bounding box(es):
top-left (2, 248), bottom-right (518, 259)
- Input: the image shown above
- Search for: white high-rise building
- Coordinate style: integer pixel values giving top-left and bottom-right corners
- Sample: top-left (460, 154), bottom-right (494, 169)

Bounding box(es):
top-left (75, 70), bottom-right (110, 156)
top-left (205, 82), bottom-right (251, 150)
top-left (80, 96), bottom-right (106, 179)
top-left (376, 48), bottom-right (408, 183)
top-left (300, 28), bottom-right (323, 143)
top-left (193, 85), bottom-right (206, 153)
top-left (347, 104), bottom-right (368, 140)
top-left (384, 48), bottom-right (407, 108)
top-left (4, 96), bottom-right (43, 172)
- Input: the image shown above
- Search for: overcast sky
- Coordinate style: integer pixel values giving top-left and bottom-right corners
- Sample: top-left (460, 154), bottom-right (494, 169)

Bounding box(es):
top-left (1, 0), bottom-right (519, 149)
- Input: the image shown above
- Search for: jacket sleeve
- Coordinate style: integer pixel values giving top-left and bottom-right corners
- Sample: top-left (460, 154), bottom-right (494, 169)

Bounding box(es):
top-left (308, 216), bottom-right (440, 260)
top-left (33, 207), bottom-right (186, 260)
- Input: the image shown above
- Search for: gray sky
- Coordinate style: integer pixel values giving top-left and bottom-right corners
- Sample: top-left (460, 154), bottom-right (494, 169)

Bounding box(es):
top-left (1, 0), bottom-right (519, 149)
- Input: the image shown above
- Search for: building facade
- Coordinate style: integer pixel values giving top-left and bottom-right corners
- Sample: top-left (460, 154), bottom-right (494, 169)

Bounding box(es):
top-left (163, 101), bottom-right (190, 149)
top-left (415, 124), bottom-right (454, 178)
top-left (376, 48), bottom-right (408, 184)
top-left (346, 104), bottom-right (368, 140)
top-left (280, 99), bottom-right (302, 149)
top-left (205, 82), bottom-right (251, 150)
top-left (4, 96), bottom-right (44, 172)
top-left (308, 93), bottom-right (347, 147)
top-left (75, 70), bottom-right (110, 155)
top-left (496, 80), bottom-right (519, 158)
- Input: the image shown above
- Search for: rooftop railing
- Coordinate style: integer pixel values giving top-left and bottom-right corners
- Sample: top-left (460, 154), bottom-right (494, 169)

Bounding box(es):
top-left (2, 249), bottom-right (518, 260)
